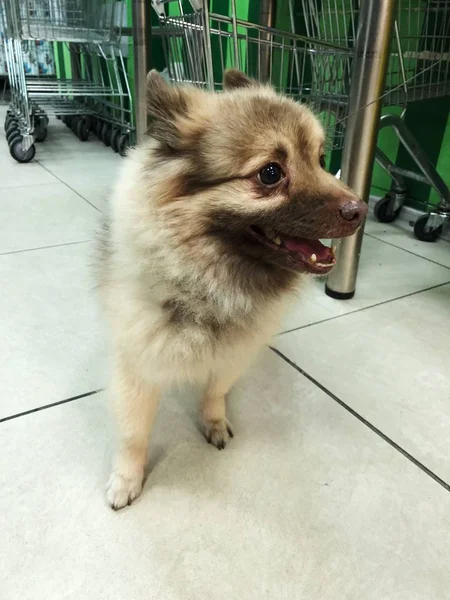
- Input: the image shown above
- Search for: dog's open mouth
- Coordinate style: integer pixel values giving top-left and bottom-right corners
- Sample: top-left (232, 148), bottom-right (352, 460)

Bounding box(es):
top-left (248, 226), bottom-right (336, 274)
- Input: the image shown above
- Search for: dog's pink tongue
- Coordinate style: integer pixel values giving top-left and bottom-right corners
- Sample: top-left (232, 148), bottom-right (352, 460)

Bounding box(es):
top-left (283, 237), bottom-right (331, 260)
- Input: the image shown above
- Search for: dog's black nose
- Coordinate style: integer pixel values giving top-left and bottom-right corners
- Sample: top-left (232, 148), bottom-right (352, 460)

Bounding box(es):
top-left (340, 200), bottom-right (367, 223)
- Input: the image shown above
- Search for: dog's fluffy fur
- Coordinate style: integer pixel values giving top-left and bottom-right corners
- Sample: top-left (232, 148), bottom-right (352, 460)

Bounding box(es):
top-left (98, 69), bottom-right (367, 509)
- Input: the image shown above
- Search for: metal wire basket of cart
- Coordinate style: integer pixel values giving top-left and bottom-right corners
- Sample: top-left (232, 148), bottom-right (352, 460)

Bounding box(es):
top-left (1, 0), bottom-right (135, 162)
top-left (152, 0), bottom-right (450, 243)
top-left (298, 0), bottom-right (450, 242)
top-left (152, 0), bottom-right (354, 152)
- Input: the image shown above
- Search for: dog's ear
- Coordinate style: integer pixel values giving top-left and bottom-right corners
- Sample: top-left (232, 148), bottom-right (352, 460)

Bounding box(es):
top-left (146, 70), bottom-right (195, 151)
top-left (223, 69), bottom-right (258, 90)
top-left (146, 70), bottom-right (189, 121)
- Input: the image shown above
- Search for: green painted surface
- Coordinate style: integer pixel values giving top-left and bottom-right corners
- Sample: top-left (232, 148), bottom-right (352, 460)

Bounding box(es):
top-left (371, 106), bottom-right (404, 197)
top-left (431, 113), bottom-right (450, 205)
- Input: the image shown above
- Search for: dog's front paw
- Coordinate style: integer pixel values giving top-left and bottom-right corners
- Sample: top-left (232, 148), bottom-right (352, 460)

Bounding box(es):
top-left (106, 470), bottom-right (144, 510)
top-left (203, 419), bottom-right (234, 450)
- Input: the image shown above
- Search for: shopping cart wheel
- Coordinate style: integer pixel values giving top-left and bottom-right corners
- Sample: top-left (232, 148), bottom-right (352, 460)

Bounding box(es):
top-left (6, 120), bottom-right (19, 134)
top-left (70, 116), bottom-right (79, 132)
top-left (75, 118), bottom-right (90, 142)
top-left (35, 127), bottom-right (48, 143)
top-left (374, 195), bottom-right (402, 223)
top-left (413, 214), bottom-right (443, 243)
top-left (34, 117), bottom-right (48, 143)
top-left (117, 133), bottom-right (129, 157)
top-left (95, 119), bottom-right (103, 138)
top-left (101, 122), bottom-right (112, 146)
top-left (110, 128), bottom-right (120, 152)
top-left (7, 127), bottom-right (20, 144)
top-left (5, 114), bottom-right (16, 131)
top-left (9, 136), bottom-right (36, 164)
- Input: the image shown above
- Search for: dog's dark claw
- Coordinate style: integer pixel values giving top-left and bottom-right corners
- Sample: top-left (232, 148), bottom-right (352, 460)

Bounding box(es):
top-left (204, 420), bottom-right (234, 450)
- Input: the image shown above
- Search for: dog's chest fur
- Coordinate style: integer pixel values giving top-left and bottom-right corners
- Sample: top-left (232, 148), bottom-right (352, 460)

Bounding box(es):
top-left (98, 141), bottom-right (299, 385)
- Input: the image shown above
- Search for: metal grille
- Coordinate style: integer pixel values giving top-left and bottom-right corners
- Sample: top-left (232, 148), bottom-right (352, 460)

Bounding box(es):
top-left (3, 0), bottom-right (120, 43)
top-left (298, 0), bottom-right (450, 104)
top-left (154, 0), bottom-right (450, 150)
top-left (1, 0), bottom-right (134, 153)
top-left (157, 3), bottom-right (354, 149)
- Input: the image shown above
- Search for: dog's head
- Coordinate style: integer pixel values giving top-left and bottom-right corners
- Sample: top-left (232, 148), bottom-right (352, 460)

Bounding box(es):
top-left (146, 70), bottom-right (367, 290)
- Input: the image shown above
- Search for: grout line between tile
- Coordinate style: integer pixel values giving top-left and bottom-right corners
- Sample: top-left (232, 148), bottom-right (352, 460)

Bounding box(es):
top-left (278, 280), bottom-right (450, 336)
top-left (34, 160), bottom-right (102, 213)
top-left (0, 181), bottom-right (61, 191)
top-left (0, 239), bottom-right (91, 256)
top-left (270, 346), bottom-right (450, 493)
top-left (365, 232), bottom-right (450, 270)
top-left (0, 389), bottom-right (103, 424)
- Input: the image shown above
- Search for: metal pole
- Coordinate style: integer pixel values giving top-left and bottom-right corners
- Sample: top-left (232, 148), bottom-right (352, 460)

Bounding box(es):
top-left (325, 0), bottom-right (398, 300)
top-left (132, 0), bottom-right (151, 145)
top-left (202, 0), bottom-right (215, 89)
top-left (259, 0), bottom-right (276, 80)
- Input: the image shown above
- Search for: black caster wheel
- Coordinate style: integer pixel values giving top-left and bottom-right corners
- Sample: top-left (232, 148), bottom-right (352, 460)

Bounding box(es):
top-left (95, 119), bottom-right (103, 138)
top-left (7, 127), bottom-right (20, 144)
top-left (34, 117), bottom-right (48, 142)
top-left (6, 121), bottom-right (19, 135)
top-left (374, 195), bottom-right (402, 224)
top-left (110, 128), bottom-right (120, 152)
top-left (9, 135), bottom-right (36, 163)
top-left (89, 117), bottom-right (96, 135)
top-left (35, 127), bottom-right (47, 143)
top-left (117, 133), bottom-right (129, 156)
top-left (75, 117), bottom-right (90, 141)
top-left (5, 114), bottom-right (16, 131)
top-left (413, 214), bottom-right (443, 243)
top-left (5, 109), bottom-right (12, 127)
top-left (70, 116), bottom-right (79, 132)
top-left (101, 122), bottom-right (112, 146)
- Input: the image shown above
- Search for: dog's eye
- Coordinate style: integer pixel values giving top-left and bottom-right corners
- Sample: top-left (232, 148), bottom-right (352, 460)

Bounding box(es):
top-left (258, 163), bottom-right (284, 186)
top-left (319, 154), bottom-right (326, 169)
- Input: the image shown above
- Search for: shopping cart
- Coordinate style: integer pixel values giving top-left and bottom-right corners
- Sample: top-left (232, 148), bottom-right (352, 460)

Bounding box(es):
top-left (152, 0), bottom-right (450, 242)
top-left (152, 0), bottom-right (354, 151)
top-left (1, 0), bottom-right (135, 162)
top-left (298, 0), bottom-right (450, 241)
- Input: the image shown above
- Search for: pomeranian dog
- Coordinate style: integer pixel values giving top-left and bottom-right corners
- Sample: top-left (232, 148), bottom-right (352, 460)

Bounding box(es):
top-left (98, 69), bottom-right (367, 509)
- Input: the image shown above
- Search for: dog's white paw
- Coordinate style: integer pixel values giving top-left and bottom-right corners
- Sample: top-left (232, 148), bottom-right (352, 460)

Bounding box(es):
top-left (106, 471), bottom-right (143, 510)
top-left (203, 419), bottom-right (234, 450)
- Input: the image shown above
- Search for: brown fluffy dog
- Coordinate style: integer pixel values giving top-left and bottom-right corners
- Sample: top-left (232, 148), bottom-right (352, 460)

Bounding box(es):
top-left (98, 69), bottom-right (367, 509)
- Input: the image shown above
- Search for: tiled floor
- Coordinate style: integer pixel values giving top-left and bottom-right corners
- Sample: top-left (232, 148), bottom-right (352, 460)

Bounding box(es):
top-left (2, 106), bottom-right (450, 600)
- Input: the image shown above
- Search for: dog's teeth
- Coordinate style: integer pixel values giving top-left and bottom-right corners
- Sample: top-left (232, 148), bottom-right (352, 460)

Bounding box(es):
top-left (273, 236), bottom-right (281, 245)
top-left (331, 246), bottom-right (336, 257)
top-left (310, 254), bottom-right (317, 263)
top-left (264, 228), bottom-right (275, 239)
